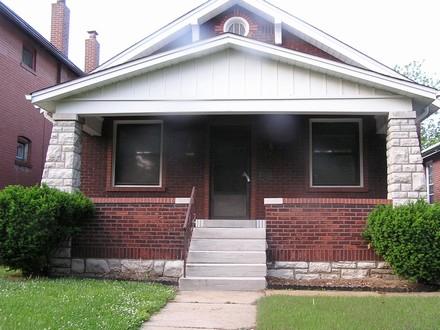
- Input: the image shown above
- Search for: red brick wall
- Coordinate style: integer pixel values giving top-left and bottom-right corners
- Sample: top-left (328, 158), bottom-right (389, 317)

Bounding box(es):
top-left (81, 115), bottom-right (387, 219)
top-left (0, 14), bottom-right (78, 189)
top-left (427, 154), bottom-right (440, 202)
top-left (72, 198), bottom-right (187, 260)
top-left (153, 5), bottom-right (340, 62)
top-left (265, 198), bottom-right (391, 262)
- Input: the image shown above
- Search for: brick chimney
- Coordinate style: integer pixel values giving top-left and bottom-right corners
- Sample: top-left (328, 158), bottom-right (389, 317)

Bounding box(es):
top-left (84, 31), bottom-right (100, 73)
top-left (50, 0), bottom-right (70, 56)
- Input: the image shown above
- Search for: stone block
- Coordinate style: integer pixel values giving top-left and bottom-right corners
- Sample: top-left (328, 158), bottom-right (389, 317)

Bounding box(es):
top-left (309, 262), bottom-right (331, 273)
top-left (341, 269), bottom-right (369, 279)
top-left (295, 273), bottom-right (320, 280)
top-left (107, 259), bottom-right (122, 272)
top-left (357, 262), bottom-right (376, 269)
top-left (412, 173), bottom-right (426, 191)
top-left (387, 147), bottom-right (409, 164)
top-left (409, 154), bottom-right (423, 164)
top-left (320, 273), bottom-right (340, 280)
top-left (332, 261), bottom-right (356, 269)
top-left (267, 269), bottom-right (294, 279)
top-left (389, 173), bottom-right (411, 184)
top-left (274, 261), bottom-right (308, 269)
top-left (152, 260), bottom-right (165, 277)
top-left (400, 139), bottom-right (419, 147)
top-left (163, 260), bottom-right (183, 278)
top-left (46, 145), bottom-right (63, 162)
top-left (72, 259), bottom-right (85, 274)
top-left (50, 258), bottom-right (71, 268)
top-left (376, 262), bottom-right (390, 269)
top-left (86, 259), bottom-right (110, 274)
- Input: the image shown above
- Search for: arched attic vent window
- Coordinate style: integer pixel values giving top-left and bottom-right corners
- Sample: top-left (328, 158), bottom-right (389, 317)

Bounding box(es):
top-left (223, 17), bottom-right (250, 36)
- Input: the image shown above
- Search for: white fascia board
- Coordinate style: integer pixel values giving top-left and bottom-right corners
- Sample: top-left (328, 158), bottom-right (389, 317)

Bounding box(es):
top-left (56, 98), bottom-right (412, 116)
top-left (31, 35), bottom-right (436, 110)
top-left (95, 0), bottom-right (407, 81)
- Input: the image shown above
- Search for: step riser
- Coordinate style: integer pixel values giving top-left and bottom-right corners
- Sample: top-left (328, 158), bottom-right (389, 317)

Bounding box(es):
top-left (192, 228), bottom-right (266, 239)
top-left (187, 251), bottom-right (266, 264)
top-left (186, 265), bottom-right (266, 277)
top-left (197, 220), bottom-right (265, 228)
top-left (190, 239), bottom-right (266, 251)
top-left (179, 278), bottom-right (266, 291)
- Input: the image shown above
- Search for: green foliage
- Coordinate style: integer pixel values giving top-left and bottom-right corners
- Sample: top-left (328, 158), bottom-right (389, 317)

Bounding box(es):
top-left (0, 185), bottom-right (94, 276)
top-left (0, 267), bottom-right (175, 329)
top-left (363, 200), bottom-right (440, 283)
top-left (394, 61), bottom-right (440, 149)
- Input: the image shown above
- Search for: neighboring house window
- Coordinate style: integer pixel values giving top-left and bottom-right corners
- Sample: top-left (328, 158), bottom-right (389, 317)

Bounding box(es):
top-left (426, 162), bottom-right (434, 203)
top-left (113, 121), bottom-right (163, 187)
top-left (310, 119), bottom-right (363, 187)
top-left (22, 46), bottom-right (36, 70)
top-left (16, 136), bottom-right (31, 166)
top-left (223, 17), bottom-right (249, 36)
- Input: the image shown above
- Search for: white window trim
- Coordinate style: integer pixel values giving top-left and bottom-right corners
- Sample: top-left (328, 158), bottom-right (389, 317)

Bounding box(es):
top-left (112, 120), bottom-right (164, 188)
top-left (223, 17), bottom-right (250, 36)
top-left (426, 161), bottom-right (434, 203)
top-left (309, 118), bottom-right (364, 188)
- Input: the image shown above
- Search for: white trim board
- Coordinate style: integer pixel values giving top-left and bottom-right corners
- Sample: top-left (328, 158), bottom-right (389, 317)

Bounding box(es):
top-left (94, 0), bottom-right (409, 81)
top-left (31, 35), bottom-right (437, 113)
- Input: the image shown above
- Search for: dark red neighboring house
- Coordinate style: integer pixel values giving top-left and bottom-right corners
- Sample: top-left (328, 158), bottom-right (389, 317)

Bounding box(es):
top-left (423, 141), bottom-right (440, 203)
top-left (0, 0), bottom-right (82, 189)
top-left (30, 0), bottom-right (440, 290)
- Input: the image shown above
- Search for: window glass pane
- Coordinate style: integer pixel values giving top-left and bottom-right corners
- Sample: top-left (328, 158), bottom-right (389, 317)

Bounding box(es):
top-left (22, 47), bottom-right (34, 69)
top-left (312, 122), bottom-right (360, 186)
top-left (16, 143), bottom-right (26, 160)
top-left (115, 123), bottom-right (162, 186)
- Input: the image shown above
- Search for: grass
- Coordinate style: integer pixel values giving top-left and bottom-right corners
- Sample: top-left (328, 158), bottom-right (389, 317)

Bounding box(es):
top-left (257, 295), bottom-right (440, 330)
top-left (0, 266), bottom-right (175, 330)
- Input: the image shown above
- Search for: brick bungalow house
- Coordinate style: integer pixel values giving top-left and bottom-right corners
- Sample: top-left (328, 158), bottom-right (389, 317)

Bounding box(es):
top-left (30, 0), bottom-right (439, 290)
top-left (423, 142), bottom-right (440, 203)
top-left (0, 0), bottom-right (82, 189)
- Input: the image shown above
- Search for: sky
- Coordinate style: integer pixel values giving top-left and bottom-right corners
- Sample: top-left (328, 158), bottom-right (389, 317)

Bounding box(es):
top-left (2, 0), bottom-right (440, 78)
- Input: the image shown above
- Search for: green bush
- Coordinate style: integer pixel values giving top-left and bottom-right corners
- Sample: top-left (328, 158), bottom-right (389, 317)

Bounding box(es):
top-left (0, 185), bottom-right (94, 276)
top-left (363, 200), bottom-right (440, 283)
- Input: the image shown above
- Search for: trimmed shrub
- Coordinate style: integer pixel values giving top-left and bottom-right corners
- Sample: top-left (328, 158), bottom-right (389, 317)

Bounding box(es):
top-left (0, 185), bottom-right (94, 276)
top-left (363, 200), bottom-right (440, 283)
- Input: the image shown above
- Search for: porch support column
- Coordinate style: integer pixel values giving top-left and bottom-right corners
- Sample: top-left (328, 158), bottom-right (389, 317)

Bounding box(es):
top-left (386, 111), bottom-right (426, 205)
top-left (41, 117), bottom-right (82, 193)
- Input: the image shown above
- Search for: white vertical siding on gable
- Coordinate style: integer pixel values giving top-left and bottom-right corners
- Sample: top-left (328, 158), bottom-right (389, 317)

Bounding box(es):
top-left (73, 49), bottom-right (399, 101)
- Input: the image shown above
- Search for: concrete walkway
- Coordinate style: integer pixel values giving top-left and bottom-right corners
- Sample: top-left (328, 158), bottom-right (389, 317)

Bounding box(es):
top-left (142, 291), bottom-right (263, 330)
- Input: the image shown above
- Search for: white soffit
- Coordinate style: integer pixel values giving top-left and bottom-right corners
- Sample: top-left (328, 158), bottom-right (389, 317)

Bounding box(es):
top-left (30, 35), bottom-right (438, 112)
top-left (95, 0), bottom-right (409, 81)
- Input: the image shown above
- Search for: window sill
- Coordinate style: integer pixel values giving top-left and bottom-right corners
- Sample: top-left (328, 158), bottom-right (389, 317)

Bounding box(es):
top-left (20, 63), bottom-right (36, 75)
top-left (15, 160), bottom-right (32, 168)
top-left (106, 186), bottom-right (166, 192)
top-left (307, 186), bottom-right (368, 193)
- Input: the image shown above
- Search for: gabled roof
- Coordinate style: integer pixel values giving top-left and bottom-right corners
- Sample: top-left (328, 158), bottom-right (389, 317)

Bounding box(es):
top-left (95, 0), bottom-right (408, 81)
top-left (30, 34), bottom-right (438, 112)
top-left (0, 1), bottom-right (83, 76)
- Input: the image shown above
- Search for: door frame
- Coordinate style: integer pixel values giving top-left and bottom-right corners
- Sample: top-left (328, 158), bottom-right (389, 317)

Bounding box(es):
top-left (208, 124), bottom-right (252, 219)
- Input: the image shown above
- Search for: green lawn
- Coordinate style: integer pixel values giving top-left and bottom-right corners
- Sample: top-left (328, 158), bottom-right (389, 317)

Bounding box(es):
top-left (257, 295), bottom-right (440, 330)
top-left (0, 266), bottom-right (175, 330)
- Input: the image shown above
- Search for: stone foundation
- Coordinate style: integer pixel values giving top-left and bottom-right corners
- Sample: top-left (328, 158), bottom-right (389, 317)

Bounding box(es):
top-left (268, 261), bottom-right (398, 281)
top-left (50, 258), bottom-right (183, 283)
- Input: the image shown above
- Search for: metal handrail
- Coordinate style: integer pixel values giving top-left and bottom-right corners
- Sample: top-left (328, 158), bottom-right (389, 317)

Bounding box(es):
top-left (182, 187), bottom-right (196, 277)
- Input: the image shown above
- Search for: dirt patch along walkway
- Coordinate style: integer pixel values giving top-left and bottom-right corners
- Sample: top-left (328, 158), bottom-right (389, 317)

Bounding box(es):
top-left (142, 291), bottom-right (263, 330)
top-left (266, 289), bottom-right (440, 297)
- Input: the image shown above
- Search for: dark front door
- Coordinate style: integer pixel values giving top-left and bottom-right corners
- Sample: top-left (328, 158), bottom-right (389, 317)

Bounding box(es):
top-left (210, 126), bottom-right (251, 219)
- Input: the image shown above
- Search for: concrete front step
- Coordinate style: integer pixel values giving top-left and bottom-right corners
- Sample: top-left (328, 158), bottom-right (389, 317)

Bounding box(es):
top-left (192, 228), bottom-right (266, 239)
top-left (187, 251), bottom-right (266, 264)
top-left (186, 263), bottom-right (267, 277)
top-left (196, 219), bottom-right (265, 228)
top-left (179, 277), bottom-right (266, 291)
top-left (190, 239), bottom-right (266, 251)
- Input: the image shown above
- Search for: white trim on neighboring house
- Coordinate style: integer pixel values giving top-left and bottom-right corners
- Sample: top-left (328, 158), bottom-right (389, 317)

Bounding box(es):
top-left (94, 0), bottom-right (409, 81)
top-left (309, 118), bottom-right (364, 188)
top-left (426, 161), bottom-right (434, 203)
top-left (112, 120), bottom-right (164, 188)
top-left (30, 34), bottom-right (438, 113)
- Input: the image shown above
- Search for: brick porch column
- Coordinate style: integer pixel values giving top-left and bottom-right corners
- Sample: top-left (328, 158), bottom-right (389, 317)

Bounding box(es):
top-left (386, 111), bottom-right (426, 205)
top-left (41, 119), bottom-right (82, 193)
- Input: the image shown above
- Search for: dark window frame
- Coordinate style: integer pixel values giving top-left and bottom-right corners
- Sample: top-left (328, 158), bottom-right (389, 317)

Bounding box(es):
top-left (309, 118), bottom-right (364, 188)
top-left (112, 120), bottom-right (164, 188)
top-left (21, 45), bottom-right (36, 71)
top-left (15, 136), bottom-right (32, 167)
